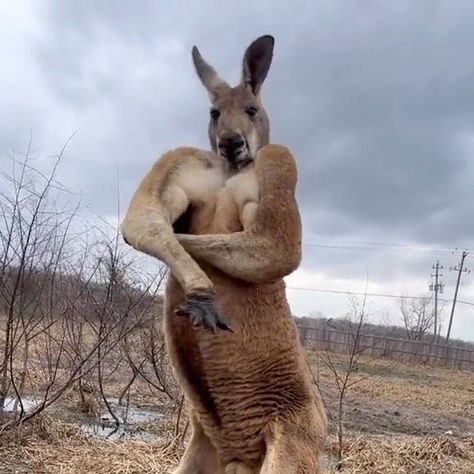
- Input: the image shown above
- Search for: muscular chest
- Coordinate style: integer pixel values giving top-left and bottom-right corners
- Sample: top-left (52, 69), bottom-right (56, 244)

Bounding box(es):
top-left (189, 165), bottom-right (259, 235)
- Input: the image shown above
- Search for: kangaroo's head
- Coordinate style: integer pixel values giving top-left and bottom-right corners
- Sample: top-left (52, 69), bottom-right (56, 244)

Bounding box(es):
top-left (192, 35), bottom-right (274, 170)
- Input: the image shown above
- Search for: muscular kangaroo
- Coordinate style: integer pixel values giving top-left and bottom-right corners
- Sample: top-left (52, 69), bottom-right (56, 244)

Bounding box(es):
top-left (122, 35), bottom-right (327, 473)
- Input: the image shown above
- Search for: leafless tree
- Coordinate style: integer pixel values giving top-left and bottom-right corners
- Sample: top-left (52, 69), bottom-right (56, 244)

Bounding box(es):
top-left (0, 139), bottom-right (76, 413)
top-left (0, 142), bottom-right (171, 432)
top-left (399, 296), bottom-right (439, 341)
top-left (319, 296), bottom-right (369, 468)
top-left (316, 284), bottom-right (397, 469)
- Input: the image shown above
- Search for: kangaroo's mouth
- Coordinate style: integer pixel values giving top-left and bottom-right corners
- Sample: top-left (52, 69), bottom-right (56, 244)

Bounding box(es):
top-left (219, 146), bottom-right (254, 170)
top-left (219, 139), bottom-right (255, 169)
top-left (230, 155), bottom-right (254, 171)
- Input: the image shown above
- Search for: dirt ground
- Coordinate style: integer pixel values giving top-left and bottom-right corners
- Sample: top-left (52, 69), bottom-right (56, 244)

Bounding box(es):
top-left (309, 352), bottom-right (474, 437)
top-left (1, 352), bottom-right (473, 473)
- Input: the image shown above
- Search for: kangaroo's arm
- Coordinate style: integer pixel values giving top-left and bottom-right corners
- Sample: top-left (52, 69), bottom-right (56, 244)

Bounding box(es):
top-left (121, 147), bottom-right (215, 294)
top-left (121, 147), bottom-right (230, 331)
top-left (177, 145), bottom-right (302, 284)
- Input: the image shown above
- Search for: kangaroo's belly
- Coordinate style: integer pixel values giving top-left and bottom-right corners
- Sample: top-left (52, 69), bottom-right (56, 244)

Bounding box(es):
top-left (164, 275), bottom-right (312, 465)
top-left (163, 184), bottom-right (312, 465)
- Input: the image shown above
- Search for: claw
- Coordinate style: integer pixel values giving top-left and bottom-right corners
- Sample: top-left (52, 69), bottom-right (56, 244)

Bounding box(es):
top-left (174, 293), bottom-right (233, 332)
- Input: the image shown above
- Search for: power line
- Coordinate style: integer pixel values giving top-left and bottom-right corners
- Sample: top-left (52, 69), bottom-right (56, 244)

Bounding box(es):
top-left (303, 238), bottom-right (472, 253)
top-left (302, 242), bottom-right (466, 257)
top-left (286, 285), bottom-right (474, 307)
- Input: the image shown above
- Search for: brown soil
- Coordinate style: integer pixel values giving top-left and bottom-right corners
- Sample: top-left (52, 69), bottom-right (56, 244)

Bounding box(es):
top-left (1, 352), bottom-right (473, 473)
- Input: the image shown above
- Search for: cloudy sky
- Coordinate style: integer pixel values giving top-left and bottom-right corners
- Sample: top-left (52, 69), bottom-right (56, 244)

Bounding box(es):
top-left (1, 0), bottom-right (473, 340)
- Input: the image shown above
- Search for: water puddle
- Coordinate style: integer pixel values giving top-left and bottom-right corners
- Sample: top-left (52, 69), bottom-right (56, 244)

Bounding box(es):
top-left (96, 397), bottom-right (163, 424)
top-left (80, 397), bottom-right (163, 440)
top-left (1, 395), bottom-right (163, 441)
top-left (81, 419), bottom-right (160, 441)
top-left (1, 395), bottom-right (42, 413)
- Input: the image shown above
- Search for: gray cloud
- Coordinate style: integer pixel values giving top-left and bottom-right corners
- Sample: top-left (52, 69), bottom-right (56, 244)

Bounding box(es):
top-left (1, 0), bottom-right (473, 338)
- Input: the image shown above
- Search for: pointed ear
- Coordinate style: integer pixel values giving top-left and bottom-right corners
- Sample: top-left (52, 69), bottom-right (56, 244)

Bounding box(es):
top-left (241, 35), bottom-right (274, 95)
top-left (192, 46), bottom-right (226, 97)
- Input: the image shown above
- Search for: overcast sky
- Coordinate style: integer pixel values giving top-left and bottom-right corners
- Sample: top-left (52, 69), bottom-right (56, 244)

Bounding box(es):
top-left (1, 0), bottom-right (473, 340)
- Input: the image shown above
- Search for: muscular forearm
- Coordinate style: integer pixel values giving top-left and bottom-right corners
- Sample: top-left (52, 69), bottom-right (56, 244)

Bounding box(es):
top-left (176, 232), bottom-right (300, 284)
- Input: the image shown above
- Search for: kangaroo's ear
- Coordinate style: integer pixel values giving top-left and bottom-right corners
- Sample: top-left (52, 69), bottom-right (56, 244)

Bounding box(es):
top-left (241, 35), bottom-right (274, 96)
top-left (192, 46), bottom-right (227, 98)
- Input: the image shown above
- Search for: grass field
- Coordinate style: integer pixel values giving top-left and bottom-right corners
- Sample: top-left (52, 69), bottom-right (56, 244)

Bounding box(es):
top-left (1, 352), bottom-right (473, 473)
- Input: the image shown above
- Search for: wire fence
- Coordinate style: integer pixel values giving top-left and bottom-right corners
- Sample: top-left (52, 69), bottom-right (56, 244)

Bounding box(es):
top-left (296, 325), bottom-right (474, 371)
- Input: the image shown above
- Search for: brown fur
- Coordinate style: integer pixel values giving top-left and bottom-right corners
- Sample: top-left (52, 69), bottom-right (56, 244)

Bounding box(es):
top-left (122, 36), bottom-right (327, 473)
top-left (169, 145), bottom-right (327, 474)
top-left (122, 146), bottom-right (225, 295)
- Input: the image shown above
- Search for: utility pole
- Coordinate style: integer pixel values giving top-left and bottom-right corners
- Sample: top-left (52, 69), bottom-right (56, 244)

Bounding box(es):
top-left (429, 261), bottom-right (443, 341)
top-left (446, 250), bottom-right (470, 343)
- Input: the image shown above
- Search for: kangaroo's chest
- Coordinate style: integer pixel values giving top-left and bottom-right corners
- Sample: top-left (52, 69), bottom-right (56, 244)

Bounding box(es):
top-left (189, 166), bottom-right (258, 235)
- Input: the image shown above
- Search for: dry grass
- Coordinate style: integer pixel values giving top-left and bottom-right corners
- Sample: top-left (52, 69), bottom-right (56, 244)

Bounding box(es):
top-left (1, 352), bottom-right (473, 473)
top-left (0, 416), bottom-right (184, 474)
top-left (353, 363), bottom-right (474, 417)
top-left (326, 435), bottom-right (474, 474)
top-left (310, 350), bottom-right (474, 418)
top-left (1, 416), bottom-right (472, 474)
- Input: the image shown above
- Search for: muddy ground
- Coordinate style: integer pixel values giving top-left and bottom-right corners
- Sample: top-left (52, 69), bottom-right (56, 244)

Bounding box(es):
top-left (1, 352), bottom-right (473, 473)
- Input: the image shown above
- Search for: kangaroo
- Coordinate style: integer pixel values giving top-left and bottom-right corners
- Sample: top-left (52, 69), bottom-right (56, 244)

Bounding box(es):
top-left (122, 35), bottom-right (327, 473)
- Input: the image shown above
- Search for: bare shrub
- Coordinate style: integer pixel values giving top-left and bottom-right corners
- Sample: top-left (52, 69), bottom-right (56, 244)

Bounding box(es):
top-left (0, 143), bottom-right (173, 432)
top-left (399, 296), bottom-right (441, 341)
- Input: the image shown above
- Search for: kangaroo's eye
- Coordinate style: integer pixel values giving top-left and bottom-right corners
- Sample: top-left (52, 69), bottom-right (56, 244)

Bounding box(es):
top-left (210, 108), bottom-right (220, 120)
top-left (245, 107), bottom-right (258, 117)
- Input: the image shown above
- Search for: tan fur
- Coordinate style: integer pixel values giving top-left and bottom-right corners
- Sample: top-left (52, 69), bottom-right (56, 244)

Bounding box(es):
top-left (123, 145), bottom-right (327, 473)
top-left (122, 147), bottom-right (226, 294)
top-left (170, 145), bottom-right (327, 473)
top-left (122, 36), bottom-right (327, 473)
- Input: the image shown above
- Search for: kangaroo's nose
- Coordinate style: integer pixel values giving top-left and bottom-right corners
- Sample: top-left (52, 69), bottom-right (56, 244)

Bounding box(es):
top-left (219, 134), bottom-right (245, 159)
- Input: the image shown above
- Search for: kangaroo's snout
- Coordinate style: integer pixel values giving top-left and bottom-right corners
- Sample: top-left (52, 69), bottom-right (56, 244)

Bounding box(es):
top-left (218, 133), bottom-right (245, 160)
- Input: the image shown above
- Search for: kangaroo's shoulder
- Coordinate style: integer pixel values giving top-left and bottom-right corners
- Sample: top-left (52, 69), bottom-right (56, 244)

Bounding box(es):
top-left (255, 144), bottom-right (298, 192)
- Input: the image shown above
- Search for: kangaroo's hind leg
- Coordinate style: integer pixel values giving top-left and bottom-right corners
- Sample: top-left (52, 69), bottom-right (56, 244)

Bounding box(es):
top-left (173, 415), bottom-right (224, 474)
top-left (259, 418), bottom-right (326, 474)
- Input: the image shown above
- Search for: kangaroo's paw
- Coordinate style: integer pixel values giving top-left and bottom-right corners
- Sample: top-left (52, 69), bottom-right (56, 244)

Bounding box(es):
top-left (174, 293), bottom-right (232, 333)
